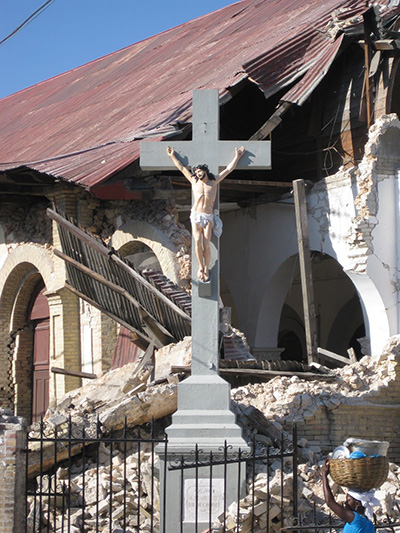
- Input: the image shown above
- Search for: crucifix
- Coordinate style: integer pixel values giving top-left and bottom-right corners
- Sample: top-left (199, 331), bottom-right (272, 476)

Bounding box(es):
top-left (141, 89), bottom-right (271, 379)
top-left (141, 89), bottom-right (271, 530)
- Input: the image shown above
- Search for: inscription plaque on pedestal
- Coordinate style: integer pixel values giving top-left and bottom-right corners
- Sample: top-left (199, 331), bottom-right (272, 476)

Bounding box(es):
top-left (183, 478), bottom-right (224, 523)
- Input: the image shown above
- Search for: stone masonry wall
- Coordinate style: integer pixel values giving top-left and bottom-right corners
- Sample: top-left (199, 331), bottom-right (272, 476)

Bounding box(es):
top-left (232, 335), bottom-right (400, 464)
top-left (90, 198), bottom-right (191, 286)
top-left (0, 410), bottom-right (27, 533)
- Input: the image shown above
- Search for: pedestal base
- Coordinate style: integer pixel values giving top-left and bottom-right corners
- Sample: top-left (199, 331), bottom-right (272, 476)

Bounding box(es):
top-left (156, 374), bottom-right (249, 531)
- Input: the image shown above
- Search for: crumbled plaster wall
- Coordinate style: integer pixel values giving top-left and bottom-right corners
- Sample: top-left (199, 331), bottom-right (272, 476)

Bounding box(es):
top-left (89, 198), bottom-right (191, 283)
top-left (0, 200), bottom-right (51, 251)
top-left (309, 114), bottom-right (400, 275)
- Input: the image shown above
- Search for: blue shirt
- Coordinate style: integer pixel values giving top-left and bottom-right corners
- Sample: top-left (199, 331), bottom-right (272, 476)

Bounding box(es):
top-left (343, 512), bottom-right (374, 533)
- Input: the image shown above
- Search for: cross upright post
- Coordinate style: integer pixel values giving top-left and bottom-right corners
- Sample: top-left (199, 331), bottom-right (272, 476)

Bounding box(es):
top-left (141, 89), bottom-right (271, 379)
top-left (141, 90), bottom-right (271, 531)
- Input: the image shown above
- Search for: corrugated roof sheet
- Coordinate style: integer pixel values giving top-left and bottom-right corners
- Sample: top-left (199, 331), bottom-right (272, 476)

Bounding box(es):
top-left (0, 0), bottom-right (399, 190)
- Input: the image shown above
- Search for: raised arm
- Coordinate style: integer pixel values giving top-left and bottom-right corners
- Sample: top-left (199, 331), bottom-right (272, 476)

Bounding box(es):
top-left (166, 146), bottom-right (193, 183)
top-left (215, 146), bottom-right (246, 183)
top-left (321, 459), bottom-right (354, 524)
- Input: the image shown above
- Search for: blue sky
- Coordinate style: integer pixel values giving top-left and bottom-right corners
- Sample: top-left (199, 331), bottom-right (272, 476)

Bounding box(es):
top-left (0, 0), bottom-right (235, 99)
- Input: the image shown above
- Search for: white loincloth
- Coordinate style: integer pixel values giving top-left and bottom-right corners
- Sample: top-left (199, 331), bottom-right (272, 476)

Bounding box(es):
top-left (190, 209), bottom-right (223, 238)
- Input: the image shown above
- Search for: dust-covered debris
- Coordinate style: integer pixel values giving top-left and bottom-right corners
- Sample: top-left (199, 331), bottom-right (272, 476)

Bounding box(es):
top-left (231, 336), bottom-right (400, 425)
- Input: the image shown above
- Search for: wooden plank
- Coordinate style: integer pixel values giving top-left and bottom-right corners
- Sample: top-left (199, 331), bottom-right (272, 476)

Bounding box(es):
top-left (170, 177), bottom-right (293, 188)
top-left (51, 366), bottom-right (97, 380)
top-left (293, 179), bottom-right (318, 364)
top-left (109, 253), bottom-right (191, 323)
top-left (171, 365), bottom-right (335, 380)
top-left (64, 282), bottom-right (154, 347)
top-left (48, 208), bottom-right (111, 258)
top-left (54, 248), bottom-right (143, 309)
top-left (250, 102), bottom-right (292, 140)
top-left (358, 39), bottom-right (400, 50)
top-left (347, 347), bottom-right (358, 364)
top-left (363, 12), bottom-right (374, 128)
top-left (49, 210), bottom-right (191, 323)
top-left (317, 347), bottom-right (353, 366)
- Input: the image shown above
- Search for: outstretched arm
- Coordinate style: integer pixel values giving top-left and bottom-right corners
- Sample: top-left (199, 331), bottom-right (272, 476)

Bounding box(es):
top-left (216, 146), bottom-right (246, 183)
top-left (166, 146), bottom-right (193, 183)
top-left (321, 459), bottom-right (354, 524)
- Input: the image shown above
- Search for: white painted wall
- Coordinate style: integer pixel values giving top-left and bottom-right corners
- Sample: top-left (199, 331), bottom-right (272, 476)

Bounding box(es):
top-left (220, 202), bottom-right (299, 348)
top-left (221, 115), bottom-right (400, 358)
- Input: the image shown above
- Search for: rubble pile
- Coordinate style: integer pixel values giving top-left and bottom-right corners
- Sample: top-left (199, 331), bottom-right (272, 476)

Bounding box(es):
top-left (231, 340), bottom-right (399, 426)
top-left (208, 456), bottom-right (400, 532)
top-left (27, 439), bottom-right (160, 533)
top-left (25, 336), bottom-right (400, 531)
top-left (27, 430), bottom-right (400, 533)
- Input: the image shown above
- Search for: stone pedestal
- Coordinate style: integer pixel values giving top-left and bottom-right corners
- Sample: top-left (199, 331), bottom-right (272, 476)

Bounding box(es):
top-left (156, 375), bottom-right (249, 532)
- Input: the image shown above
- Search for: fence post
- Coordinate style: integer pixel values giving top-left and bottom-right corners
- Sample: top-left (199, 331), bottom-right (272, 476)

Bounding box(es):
top-left (0, 409), bottom-right (27, 533)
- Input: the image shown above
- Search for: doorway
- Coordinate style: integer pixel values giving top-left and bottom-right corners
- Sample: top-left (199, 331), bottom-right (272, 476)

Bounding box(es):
top-left (29, 282), bottom-right (50, 422)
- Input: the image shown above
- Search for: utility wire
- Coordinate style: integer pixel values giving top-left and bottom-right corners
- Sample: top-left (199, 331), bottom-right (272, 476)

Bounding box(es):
top-left (0, 0), bottom-right (57, 47)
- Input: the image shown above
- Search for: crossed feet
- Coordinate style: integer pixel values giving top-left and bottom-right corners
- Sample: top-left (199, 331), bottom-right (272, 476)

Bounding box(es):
top-left (197, 266), bottom-right (210, 282)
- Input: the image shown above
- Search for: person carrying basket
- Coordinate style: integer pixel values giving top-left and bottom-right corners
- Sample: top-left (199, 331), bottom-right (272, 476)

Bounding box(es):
top-left (321, 458), bottom-right (381, 533)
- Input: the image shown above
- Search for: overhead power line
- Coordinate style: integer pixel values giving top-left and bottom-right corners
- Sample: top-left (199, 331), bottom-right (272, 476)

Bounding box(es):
top-left (0, 0), bottom-right (57, 47)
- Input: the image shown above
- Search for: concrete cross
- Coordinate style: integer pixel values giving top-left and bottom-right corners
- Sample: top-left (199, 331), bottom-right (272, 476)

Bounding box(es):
top-left (140, 89), bottom-right (271, 376)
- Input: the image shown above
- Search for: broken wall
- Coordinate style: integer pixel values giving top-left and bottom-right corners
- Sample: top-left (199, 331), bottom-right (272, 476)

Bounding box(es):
top-left (232, 335), bottom-right (400, 463)
top-left (221, 114), bottom-right (400, 358)
top-left (0, 188), bottom-right (191, 417)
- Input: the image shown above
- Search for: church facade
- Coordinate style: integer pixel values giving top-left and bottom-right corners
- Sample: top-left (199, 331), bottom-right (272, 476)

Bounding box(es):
top-left (1, 0), bottom-right (400, 422)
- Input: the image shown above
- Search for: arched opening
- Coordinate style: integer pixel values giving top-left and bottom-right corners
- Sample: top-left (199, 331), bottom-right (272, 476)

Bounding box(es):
top-left (278, 252), bottom-right (365, 362)
top-left (278, 305), bottom-right (306, 362)
top-left (119, 241), bottom-right (162, 273)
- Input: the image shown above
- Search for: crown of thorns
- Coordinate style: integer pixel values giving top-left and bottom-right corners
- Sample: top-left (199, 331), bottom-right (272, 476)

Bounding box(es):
top-left (192, 164), bottom-right (209, 173)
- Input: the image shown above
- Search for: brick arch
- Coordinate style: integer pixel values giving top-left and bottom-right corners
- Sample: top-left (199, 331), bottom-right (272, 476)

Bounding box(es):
top-left (0, 245), bottom-right (55, 418)
top-left (0, 244), bottom-right (55, 296)
top-left (111, 220), bottom-right (181, 284)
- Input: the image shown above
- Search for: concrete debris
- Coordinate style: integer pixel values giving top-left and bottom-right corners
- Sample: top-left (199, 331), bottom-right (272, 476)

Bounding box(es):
top-left (27, 428), bottom-right (400, 533)
top-left (231, 337), bottom-right (400, 425)
top-left (27, 440), bottom-right (160, 533)
top-left (28, 359), bottom-right (179, 477)
top-left (154, 336), bottom-right (192, 381)
top-left (26, 335), bottom-right (400, 529)
top-left (207, 458), bottom-right (400, 532)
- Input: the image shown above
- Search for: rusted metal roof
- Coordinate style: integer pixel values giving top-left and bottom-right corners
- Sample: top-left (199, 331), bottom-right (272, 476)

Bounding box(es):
top-left (0, 0), bottom-right (398, 192)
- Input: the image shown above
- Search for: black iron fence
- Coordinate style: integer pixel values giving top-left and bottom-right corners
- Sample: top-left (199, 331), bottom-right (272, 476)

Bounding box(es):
top-left (26, 418), bottom-right (299, 532)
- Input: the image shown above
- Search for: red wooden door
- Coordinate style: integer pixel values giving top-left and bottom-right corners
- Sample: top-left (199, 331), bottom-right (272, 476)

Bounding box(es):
top-left (32, 319), bottom-right (50, 421)
top-left (30, 285), bottom-right (50, 422)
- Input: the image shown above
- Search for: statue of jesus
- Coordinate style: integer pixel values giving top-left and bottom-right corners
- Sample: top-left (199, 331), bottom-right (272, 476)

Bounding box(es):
top-left (167, 145), bottom-right (245, 282)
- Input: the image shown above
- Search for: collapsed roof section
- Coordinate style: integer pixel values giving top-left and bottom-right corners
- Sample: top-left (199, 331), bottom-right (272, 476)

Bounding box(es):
top-left (0, 0), bottom-right (399, 195)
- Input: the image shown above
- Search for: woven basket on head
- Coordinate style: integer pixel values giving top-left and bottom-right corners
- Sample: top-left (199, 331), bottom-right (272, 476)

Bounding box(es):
top-left (330, 456), bottom-right (389, 491)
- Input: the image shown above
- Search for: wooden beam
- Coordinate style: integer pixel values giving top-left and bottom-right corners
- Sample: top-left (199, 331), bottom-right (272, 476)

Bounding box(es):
top-left (171, 365), bottom-right (335, 381)
top-left (250, 102), bottom-right (292, 141)
top-left (171, 177), bottom-right (293, 188)
top-left (51, 366), bottom-right (97, 380)
top-left (363, 13), bottom-right (374, 129)
top-left (358, 39), bottom-right (400, 51)
top-left (63, 281), bottom-right (153, 347)
top-left (347, 347), bottom-right (358, 364)
top-left (317, 347), bottom-right (354, 366)
top-left (48, 209), bottom-right (191, 323)
top-left (293, 179), bottom-right (318, 364)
